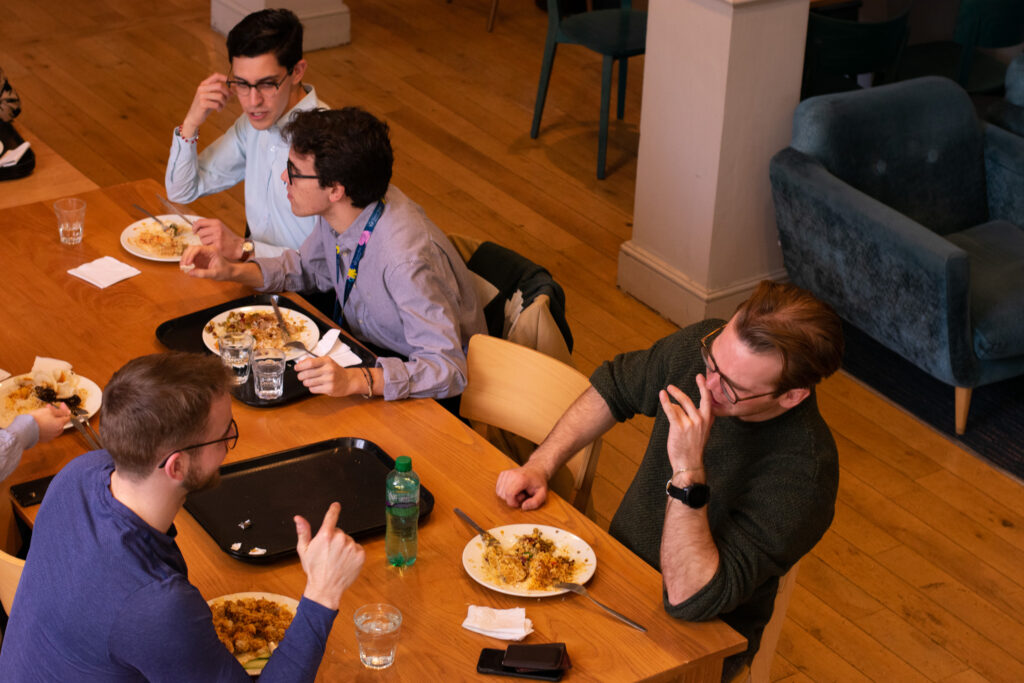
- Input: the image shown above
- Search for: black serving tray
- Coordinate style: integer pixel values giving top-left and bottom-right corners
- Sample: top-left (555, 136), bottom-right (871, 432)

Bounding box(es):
top-left (155, 294), bottom-right (375, 408)
top-left (184, 437), bottom-right (434, 563)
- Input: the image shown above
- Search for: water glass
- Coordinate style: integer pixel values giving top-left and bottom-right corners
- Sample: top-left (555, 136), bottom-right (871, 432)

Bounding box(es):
top-left (219, 333), bottom-right (254, 385)
top-left (354, 604), bottom-right (402, 669)
top-left (252, 347), bottom-right (286, 400)
top-left (54, 197), bottom-right (86, 245)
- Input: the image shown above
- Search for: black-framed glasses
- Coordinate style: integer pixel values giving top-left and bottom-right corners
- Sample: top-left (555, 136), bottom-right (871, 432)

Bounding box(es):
top-left (227, 69), bottom-right (292, 97)
top-left (699, 325), bottom-right (777, 404)
top-left (286, 159), bottom-right (320, 184)
top-left (157, 418), bottom-right (239, 469)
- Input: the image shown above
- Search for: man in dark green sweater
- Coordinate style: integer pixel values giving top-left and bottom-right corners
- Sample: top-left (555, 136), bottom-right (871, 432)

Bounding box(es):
top-left (496, 281), bottom-right (844, 680)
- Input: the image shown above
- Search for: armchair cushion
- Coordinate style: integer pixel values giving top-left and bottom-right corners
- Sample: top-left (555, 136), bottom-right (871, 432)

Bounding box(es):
top-left (947, 220), bottom-right (1024, 360)
top-left (791, 77), bottom-right (988, 235)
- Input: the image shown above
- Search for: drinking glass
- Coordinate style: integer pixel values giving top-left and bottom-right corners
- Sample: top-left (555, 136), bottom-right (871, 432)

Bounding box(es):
top-left (252, 347), bottom-right (286, 400)
top-left (219, 333), bottom-right (254, 385)
top-left (353, 603), bottom-right (402, 669)
top-left (53, 198), bottom-right (86, 245)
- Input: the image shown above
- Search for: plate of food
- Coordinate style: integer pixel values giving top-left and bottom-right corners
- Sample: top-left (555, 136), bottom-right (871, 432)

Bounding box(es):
top-left (208, 591), bottom-right (300, 675)
top-left (120, 215), bottom-right (201, 262)
top-left (202, 305), bottom-right (318, 361)
top-left (462, 524), bottom-right (596, 598)
top-left (0, 359), bottom-right (102, 430)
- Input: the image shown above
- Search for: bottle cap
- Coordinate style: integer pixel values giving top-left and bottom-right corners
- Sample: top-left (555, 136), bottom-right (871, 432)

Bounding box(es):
top-left (395, 455), bottom-right (412, 472)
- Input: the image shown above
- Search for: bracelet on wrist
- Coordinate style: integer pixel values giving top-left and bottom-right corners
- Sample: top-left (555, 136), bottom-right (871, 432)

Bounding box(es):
top-left (174, 126), bottom-right (199, 144)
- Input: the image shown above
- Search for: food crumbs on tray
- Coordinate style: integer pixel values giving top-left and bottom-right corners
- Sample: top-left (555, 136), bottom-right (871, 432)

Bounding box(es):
top-left (230, 542), bottom-right (242, 552)
top-left (248, 547), bottom-right (267, 556)
top-left (238, 519), bottom-right (251, 530)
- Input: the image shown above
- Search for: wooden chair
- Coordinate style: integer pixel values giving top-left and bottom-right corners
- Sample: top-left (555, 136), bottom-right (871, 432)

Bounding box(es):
top-left (0, 548), bottom-right (26, 615)
top-left (728, 561), bottom-right (801, 683)
top-left (460, 334), bottom-right (601, 513)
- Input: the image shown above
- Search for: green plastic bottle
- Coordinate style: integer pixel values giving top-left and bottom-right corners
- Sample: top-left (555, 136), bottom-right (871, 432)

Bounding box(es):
top-left (385, 456), bottom-right (419, 567)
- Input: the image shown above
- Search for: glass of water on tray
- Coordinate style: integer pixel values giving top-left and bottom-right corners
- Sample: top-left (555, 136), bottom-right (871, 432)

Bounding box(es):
top-left (219, 333), bottom-right (254, 385)
top-left (252, 346), bottom-right (286, 400)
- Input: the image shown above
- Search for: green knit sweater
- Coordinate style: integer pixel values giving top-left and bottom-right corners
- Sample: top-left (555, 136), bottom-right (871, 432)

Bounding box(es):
top-left (592, 320), bottom-right (839, 674)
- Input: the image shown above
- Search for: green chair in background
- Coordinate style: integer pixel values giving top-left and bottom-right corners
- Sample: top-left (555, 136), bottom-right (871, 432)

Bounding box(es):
top-left (530, 0), bottom-right (647, 179)
top-left (892, 0), bottom-right (1024, 94)
top-left (801, 10), bottom-right (911, 100)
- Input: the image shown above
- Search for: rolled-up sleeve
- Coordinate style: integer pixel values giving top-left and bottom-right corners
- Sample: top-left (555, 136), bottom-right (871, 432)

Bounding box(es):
top-left (0, 414), bottom-right (38, 481)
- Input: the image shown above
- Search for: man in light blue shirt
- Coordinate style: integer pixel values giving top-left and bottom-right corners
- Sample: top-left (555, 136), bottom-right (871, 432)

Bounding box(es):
top-left (165, 8), bottom-right (326, 260)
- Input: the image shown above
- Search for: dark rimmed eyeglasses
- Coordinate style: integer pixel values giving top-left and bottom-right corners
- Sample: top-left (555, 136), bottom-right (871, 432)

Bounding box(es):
top-left (227, 69), bottom-right (293, 97)
top-left (286, 159), bottom-right (320, 184)
top-left (157, 419), bottom-right (239, 469)
top-left (699, 325), bottom-right (777, 404)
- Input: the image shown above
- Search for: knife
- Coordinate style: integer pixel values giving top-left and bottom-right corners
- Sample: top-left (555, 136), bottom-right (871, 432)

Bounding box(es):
top-left (131, 203), bottom-right (174, 233)
top-left (454, 507), bottom-right (502, 548)
top-left (270, 294), bottom-right (293, 344)
top-left (155, 194), bottom-right (195, 228)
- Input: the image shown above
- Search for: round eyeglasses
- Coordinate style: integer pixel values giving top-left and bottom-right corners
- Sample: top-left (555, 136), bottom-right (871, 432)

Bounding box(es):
top-left (157, 418), bottom-right (238, 469)
top-left (227, 69), bottom-right (292, 97)
top-left (698, 325), bottom-right (777, 404)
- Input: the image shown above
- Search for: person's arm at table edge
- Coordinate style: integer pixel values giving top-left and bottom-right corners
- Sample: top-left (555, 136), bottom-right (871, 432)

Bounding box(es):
top-left (495, 385), bottom-right (616, 510)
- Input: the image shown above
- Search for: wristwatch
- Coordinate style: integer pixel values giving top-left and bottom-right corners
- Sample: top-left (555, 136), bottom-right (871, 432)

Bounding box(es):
top-left (239, 239), bottom-right (255, 261)
top-left (665, 479), bottom-right (710, 508)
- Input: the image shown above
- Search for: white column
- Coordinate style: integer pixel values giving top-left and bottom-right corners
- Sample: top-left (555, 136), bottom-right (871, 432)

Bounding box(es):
top-left (211, 0), bottom-right (351, 50)
top-left (618, 0), bottom-right (809, 325)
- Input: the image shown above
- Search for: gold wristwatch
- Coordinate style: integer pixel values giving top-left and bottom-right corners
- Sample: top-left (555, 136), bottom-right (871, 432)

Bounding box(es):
top-left (239, 239), bottom-right (255, 261)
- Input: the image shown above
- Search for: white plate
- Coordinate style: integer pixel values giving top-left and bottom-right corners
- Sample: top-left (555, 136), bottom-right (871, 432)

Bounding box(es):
top-left (207, 592), bottom-right (300, 673)
top-left (202, 305), bottom-right (319, 362)
top-left (0, 373), bottom-right (102, 431)
top-left (120, 214), bottom-right (201, 262)
top-left (461, 523), bottom-right (597, 597)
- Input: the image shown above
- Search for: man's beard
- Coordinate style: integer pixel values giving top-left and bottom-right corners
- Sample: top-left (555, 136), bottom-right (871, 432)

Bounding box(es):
top-left (183, 464), bottom-right (221, 493)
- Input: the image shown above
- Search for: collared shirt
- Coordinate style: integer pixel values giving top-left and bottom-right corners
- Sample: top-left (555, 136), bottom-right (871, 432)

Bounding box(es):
top-left (165, 84), bottom-right (326, 258)
top-left (255, 186), bottom-right (487, 400)
top-left (0, 413), bottom-right (38, 481)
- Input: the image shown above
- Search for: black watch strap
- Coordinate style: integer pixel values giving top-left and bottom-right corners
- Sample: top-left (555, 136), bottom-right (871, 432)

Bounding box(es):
top-left (665, 479), bottom-right (710, 509)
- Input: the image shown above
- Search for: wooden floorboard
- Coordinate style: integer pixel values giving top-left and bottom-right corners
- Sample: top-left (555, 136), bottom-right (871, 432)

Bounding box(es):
top-left (3, 1), bottom-right (1023, 679)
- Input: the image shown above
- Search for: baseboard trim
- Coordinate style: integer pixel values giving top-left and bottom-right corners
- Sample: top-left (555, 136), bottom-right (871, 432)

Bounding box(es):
top-left (211, 0), bottom-right (351, 50)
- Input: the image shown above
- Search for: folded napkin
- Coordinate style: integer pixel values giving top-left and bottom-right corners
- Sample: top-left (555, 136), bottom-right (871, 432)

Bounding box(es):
top-left (0, 368), bottom-right (10, 382)
top-left (308, 328), bottom-right (363, 368)
top-left (31, 357), bottom-right (76, 394)
top-left (0, 141), bottom-right (30, 167)
top-left (68, 256), bottom-right (141, 289)
top-left (462, 606), bottom-right (534, 641)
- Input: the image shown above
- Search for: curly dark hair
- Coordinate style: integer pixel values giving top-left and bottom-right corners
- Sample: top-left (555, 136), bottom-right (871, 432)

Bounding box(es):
top-left (227, 8), bottom-right (303, 71)
top-left (283, 107), bottom-right (393, 208)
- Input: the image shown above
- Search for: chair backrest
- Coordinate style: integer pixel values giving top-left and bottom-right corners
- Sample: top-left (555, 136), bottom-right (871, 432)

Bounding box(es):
top-left (460, 334), bottom-right (601, 512)
top-left (0, 548), bottom-right (26, 615)
top-left (748, 561), bottom-right (801, 683)
top-left (791, 76), bottom-right (988, 235)
top-left (953, 0), bottom-right (1024, 86)
top-left (803, 10), bottom-right (910, 94)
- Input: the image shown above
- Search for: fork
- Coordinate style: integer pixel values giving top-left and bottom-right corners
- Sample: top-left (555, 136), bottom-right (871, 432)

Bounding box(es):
top-left (554, 582), bottom-right (647, 632)
top-left (34, 387), bottom-right (102, 450)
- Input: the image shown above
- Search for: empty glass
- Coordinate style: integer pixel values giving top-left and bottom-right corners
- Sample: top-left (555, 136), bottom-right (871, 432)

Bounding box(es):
top-left (219, 333), bottom-right (254, 385)
top-left (251, 347), bottom-right (286, 400)
top-left (54, 198), bottom-right (86, 245)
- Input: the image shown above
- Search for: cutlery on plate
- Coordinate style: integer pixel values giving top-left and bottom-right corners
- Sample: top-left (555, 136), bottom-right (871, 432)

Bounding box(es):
top-left (269, 295), bottom-right (294, 345)
top-left (453, 507), bottom-right (502, 548)
top-left (34, 386), bottom-right (102, 450)
top-left (131, 203), bottom-right (174, 233)
top-left (155, 194), bottom-right (195, 228)
top-left (554, 582), bottom-right (647, 632)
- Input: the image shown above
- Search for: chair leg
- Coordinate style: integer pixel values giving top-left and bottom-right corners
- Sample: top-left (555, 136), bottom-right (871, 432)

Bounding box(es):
top-left (531, 40), bottom-right (559, 139)
top-left (955, 386), bottom-right (972, 435)
top-left (487, 0), bottom-right (499, 32)
top-left (598, 55), bottom-right (613, 179)
top-left (617, 57), bottom-right (628, 120)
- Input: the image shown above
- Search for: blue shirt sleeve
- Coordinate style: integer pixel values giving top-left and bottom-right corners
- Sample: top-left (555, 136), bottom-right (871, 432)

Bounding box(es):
top-left (0, 413), bottom-right (39, 481)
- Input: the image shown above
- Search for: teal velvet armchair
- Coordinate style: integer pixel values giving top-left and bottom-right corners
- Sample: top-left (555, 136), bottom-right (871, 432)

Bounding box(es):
top-left (770, 77), bottom-right (1024, 434)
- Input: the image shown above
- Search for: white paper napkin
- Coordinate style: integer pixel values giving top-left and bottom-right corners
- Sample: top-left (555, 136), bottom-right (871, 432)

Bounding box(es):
top-left (462, 606), bottom-right (534, 641)
top-left (68, 256), bottom-right (141, 289)
top-left (307, 328), bottom-right (363, 367)
top-left (0, 141), bottom-right (30, 167)
top-left (0, 368), bottom-right (10, 382)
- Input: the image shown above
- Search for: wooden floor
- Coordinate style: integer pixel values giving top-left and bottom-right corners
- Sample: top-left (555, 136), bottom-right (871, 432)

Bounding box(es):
top-left (3, 1), bottom-right (1022, 680)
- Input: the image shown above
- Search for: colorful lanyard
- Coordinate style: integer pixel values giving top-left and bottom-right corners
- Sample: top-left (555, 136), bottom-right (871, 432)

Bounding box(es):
top-left (334, 199), bottom-right (386, 325)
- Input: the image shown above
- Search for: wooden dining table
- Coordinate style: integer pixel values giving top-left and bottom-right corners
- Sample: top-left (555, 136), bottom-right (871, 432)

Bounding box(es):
top-left (0, 178), bottom-right (746, 681)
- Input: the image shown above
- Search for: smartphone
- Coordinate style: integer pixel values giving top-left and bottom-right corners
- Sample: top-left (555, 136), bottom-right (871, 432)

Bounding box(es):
top-left (476, 648), bottom-right (564, 681)
top-left (9, 474), bottom-right (55, 508)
